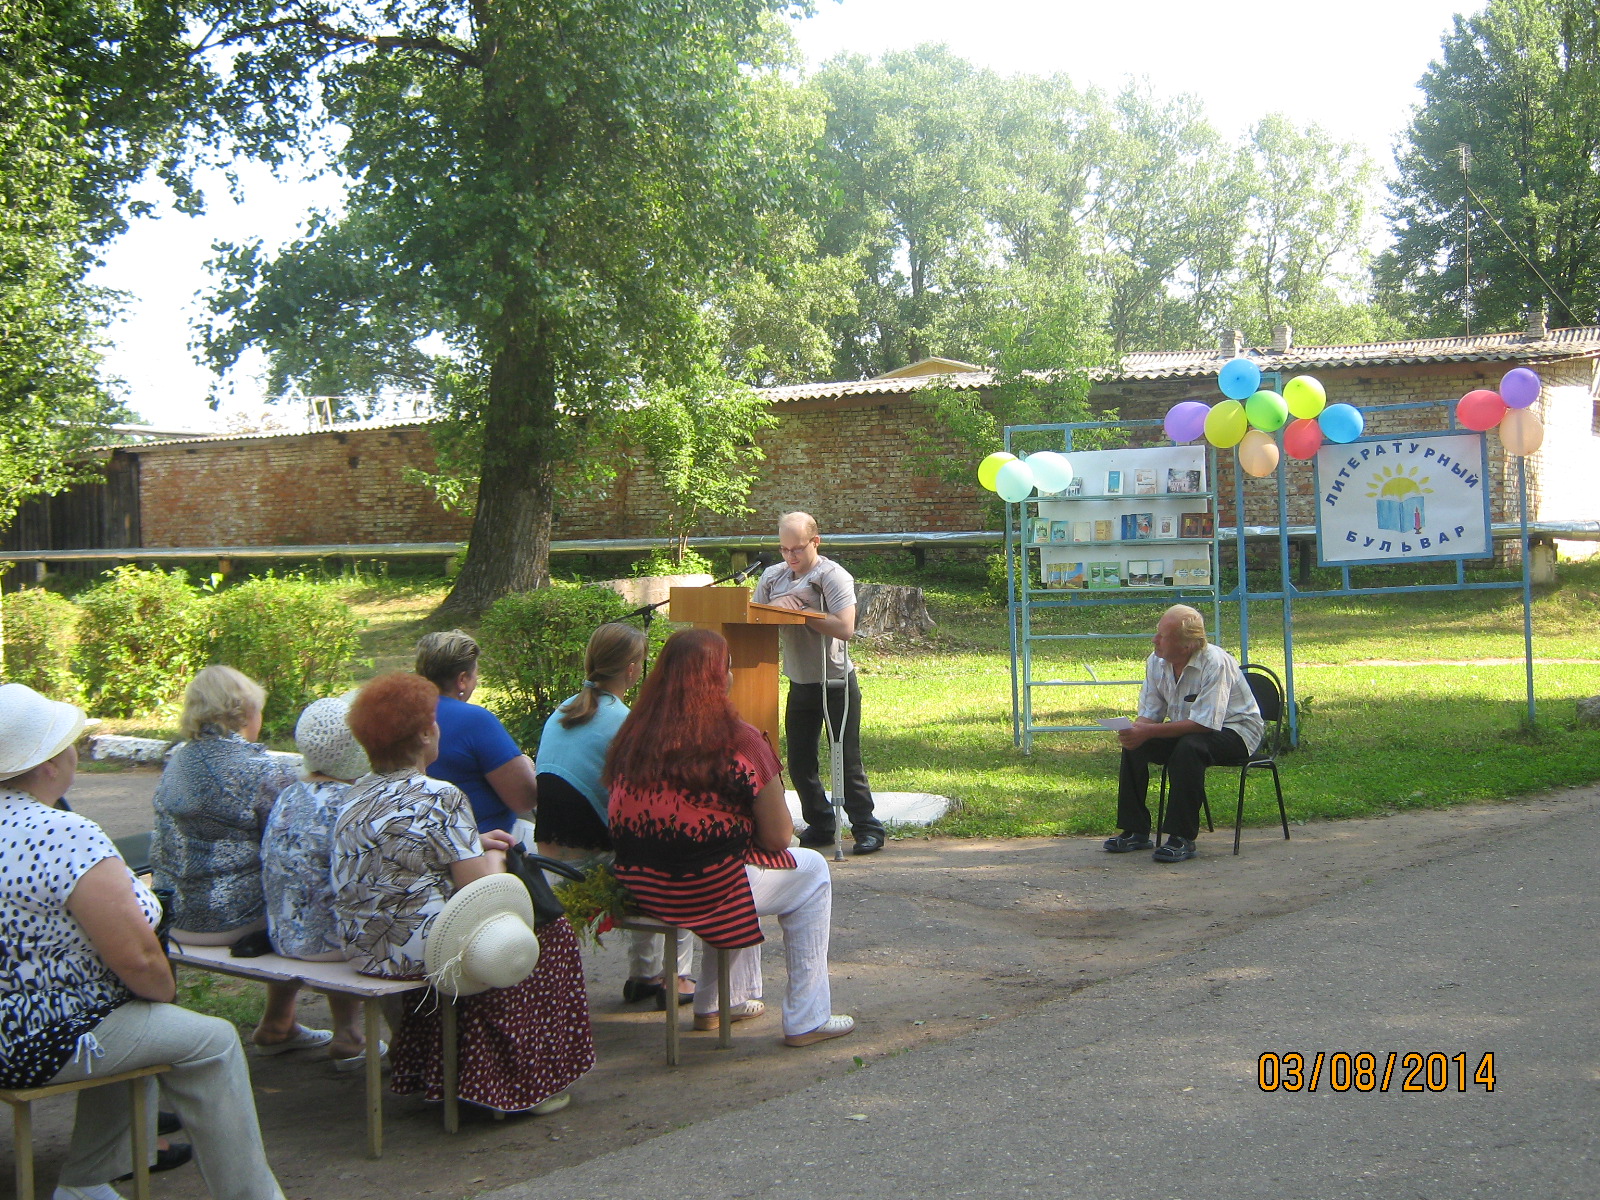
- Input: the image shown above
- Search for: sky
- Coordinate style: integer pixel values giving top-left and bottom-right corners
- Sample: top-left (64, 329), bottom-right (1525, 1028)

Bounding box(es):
top-left (88, 0), bottom-right (1472, 432)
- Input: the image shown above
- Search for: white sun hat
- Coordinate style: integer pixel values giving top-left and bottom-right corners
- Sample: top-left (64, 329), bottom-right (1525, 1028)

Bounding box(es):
top-left (294, 695), bottom-right (370, 782)
top-left (0, 683), bottom-right (94, 781)
top-left (424, 874), bottom-right (539, 998)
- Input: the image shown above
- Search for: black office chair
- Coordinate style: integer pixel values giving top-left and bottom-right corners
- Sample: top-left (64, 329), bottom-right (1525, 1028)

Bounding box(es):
top-left (113, 831), bottom-right (154, 875)
top-left (1155, 663), bottom-right (1290, 855)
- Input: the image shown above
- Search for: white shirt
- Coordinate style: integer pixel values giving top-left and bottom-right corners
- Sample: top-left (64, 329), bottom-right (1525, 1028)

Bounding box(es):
top-left (1136, 643), bottom-right (1264, 752)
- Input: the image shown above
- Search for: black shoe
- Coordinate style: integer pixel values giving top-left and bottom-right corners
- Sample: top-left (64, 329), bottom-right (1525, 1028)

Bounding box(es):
top-left (796, 826), bottom-right (837, 849)
top-left (157, 1110), bottom-right (181, 1137)
top-left (1102, 831), bottom-right (1154, 853)
top-left (621, 978), bottom-right (664, 1004)
top-left (1152, 836), bottom-right (1197, 863)
top-left (851, 832), bottom-right (886, 856)
top-left (114, 1142), bottom-right (193, 1182)
top-left (653, 980), bottom-right (697, 1009)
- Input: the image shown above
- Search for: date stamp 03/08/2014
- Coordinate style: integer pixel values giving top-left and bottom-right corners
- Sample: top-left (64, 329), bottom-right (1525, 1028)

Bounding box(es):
top-left (1258, 1051), bottom-right (1496, 1093)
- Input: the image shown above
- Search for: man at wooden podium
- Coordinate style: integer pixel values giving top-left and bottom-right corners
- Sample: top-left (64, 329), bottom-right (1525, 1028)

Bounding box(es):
top-left (751, 512), bottom-right (886, 855)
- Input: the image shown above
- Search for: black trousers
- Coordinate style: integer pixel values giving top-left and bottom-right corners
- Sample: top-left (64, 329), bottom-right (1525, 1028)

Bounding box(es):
top-left (786, 676), bottom-right (882, 835)
top-left (1117, 728), bottom-right (1250, 841)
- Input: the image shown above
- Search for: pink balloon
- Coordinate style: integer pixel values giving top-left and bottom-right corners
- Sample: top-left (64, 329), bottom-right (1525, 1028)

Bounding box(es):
top-left (1283, 417), bottom-right (1324, 460)
top-left (1499, 367), bottom-right (1541, 409)
top-left (1164, 401), bottom-right (1210, 443)
top-left (1456, 389), bottom-right (1507, 432)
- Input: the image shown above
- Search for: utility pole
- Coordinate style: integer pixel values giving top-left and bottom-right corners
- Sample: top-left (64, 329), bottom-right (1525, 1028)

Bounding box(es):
top-left (1457, 143), bottom-right (1472, 336)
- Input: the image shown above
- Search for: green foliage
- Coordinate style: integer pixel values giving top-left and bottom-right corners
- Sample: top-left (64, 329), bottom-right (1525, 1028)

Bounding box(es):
top-left (205, 577), bottom-right (366, 736)
top-left (552, 862), bottom-right (635, 947)
top-left (2, 588), bottom-right (82, 702)
top-left (631, 546), bottom-right (714, 578)
top-left (477, 584), bottom-right (633, 748)
top-left (1379, 0), bottom-right (1600, 334)
top-left (75, 567), bottom-right (205, 717)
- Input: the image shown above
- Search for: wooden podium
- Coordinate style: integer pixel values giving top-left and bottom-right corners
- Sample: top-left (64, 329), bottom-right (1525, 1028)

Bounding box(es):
top-left (668, 586), bottom-right (817, 748)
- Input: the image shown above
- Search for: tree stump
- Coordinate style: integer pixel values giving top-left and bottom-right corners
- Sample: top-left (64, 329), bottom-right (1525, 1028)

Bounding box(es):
top-left (853, 584), bottom-right (935, 638)
top-left (1577, 696), bottom-right (1600, 729)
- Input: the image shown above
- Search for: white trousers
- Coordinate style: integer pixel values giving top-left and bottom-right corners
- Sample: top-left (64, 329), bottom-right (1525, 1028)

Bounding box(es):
top-left (48, 1001), bottom-right (286, 1200)
top-left (630, 928), bottom-right (697, 980)
top-left (693, 847), bottom-right (833, 1037)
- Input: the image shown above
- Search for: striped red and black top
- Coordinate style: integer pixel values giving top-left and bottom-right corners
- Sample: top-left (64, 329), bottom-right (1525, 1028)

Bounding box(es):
top-left (609, 721), bottom-right (796, 949)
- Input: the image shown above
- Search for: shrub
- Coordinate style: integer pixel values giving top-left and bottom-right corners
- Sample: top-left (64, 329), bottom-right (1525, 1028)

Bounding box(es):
top-left (478, 583), bottom-right (632, 749)
top-left (206, 576), bottom-right (366, 736)
top-left (2, 588), bottom-right (82, 702)
top-left (630, 545), bottom-right (714, 577)
top-left (76, 567), bottom-right (206, 717)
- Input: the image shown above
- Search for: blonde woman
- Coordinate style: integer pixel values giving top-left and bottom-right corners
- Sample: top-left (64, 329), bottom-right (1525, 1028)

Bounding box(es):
top-left (152, 665), bottom-right (331, 1056)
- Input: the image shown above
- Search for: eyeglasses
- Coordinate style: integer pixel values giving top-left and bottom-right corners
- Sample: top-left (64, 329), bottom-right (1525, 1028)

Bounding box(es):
top-left (779, 543), bottom-right (814, 556)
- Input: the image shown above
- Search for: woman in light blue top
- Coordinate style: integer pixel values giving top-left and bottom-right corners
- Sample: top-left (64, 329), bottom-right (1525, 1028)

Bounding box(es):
top-left (534, 623), bottom-right (692, 1006)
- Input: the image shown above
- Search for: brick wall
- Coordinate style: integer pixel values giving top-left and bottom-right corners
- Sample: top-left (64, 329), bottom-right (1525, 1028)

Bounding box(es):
top-left (127, 360), bottom-right (1596, 548)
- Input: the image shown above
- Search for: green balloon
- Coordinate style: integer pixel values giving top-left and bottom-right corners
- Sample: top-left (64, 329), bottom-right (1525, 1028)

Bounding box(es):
top-left (1245, 389), bottom-right (1288, 432)
top-left (1283, 375), bottom-right (1327, 419)
top-left (1204, 400), bottom-right (1249, 448)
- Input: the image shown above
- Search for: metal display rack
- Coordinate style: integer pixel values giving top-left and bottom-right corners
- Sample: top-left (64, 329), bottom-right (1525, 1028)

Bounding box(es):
top-left (1004, 417), bottom-right (1224, 752)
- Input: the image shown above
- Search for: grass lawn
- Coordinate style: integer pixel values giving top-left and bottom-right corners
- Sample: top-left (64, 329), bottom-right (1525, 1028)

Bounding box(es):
top-left (95, 558), bottom-right (1600, 837)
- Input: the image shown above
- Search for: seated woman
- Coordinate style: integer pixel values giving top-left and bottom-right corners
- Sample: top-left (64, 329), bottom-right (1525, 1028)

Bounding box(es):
top-left (535, 623), bottom-right (694, 1007)
top-left (415, 630), bottom-right (538, 840)
top-left (259, 694), bottom-right (375, 1065)
top-left (152, 665), bottom-right (338, 1057)
top-left (331, 672), bottom-right (594, 1114)
top-left (0, 683), bottom-right (287, 1200)
top-left (607, 628), bottom-right (854, 1047)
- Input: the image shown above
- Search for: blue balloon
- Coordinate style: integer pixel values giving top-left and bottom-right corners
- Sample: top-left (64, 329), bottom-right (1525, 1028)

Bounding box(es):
top-left (1218, 357), bottom-right (1262, 401)
top-left (1318, 403), bottom-right (1365, 444)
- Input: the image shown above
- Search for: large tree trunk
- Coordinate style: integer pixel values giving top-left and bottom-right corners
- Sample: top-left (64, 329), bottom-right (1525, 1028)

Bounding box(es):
top-left (437, 324), bottom-right (558, 620)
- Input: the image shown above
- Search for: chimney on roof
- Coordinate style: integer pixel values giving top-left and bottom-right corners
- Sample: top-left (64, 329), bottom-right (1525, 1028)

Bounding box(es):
top-left (1523, 303), bottom-right (1549, 340)
top-left (1219, 329), bottom-right (1243, 357)
top-left (1270, 324), bottom-right (1293, 354)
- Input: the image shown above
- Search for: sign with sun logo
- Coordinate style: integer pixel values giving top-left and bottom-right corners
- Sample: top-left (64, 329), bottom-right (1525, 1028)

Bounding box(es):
top-left (1313, 430), bottom-right (1492, 566)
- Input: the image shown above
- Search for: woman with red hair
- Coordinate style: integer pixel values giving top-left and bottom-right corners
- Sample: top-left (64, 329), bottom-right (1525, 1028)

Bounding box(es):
top-left (331, 672), bottom-right (594, 1114)
top-left (607, 629), bottom-right (853, 1047)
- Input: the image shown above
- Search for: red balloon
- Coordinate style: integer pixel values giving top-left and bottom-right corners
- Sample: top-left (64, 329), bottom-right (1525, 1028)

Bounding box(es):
top-left (1283, 417), bottom-right (1323, 460)
top-left (1456, 388), bottom-right (1506, 432)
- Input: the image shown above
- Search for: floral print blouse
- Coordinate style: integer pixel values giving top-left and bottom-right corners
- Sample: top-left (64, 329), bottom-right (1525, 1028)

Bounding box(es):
top-left (330, 770), bottom-right (482, 978)
top-left (262, 777), bottom-right (360, 959)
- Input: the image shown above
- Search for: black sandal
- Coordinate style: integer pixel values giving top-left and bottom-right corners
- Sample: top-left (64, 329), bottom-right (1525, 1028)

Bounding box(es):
top-left (114, 1142), bottom-right (193, 1181)
top-left (621, 977), bottom-right (665, 1003)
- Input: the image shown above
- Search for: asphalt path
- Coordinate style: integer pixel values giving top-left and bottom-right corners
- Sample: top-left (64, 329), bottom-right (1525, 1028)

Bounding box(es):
top-left (485, 789), bottom-right (1599, 1200)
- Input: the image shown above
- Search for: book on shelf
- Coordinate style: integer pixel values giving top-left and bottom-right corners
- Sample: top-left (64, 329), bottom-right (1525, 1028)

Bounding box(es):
top-left (1087, 560), bottom-right (1123, 590)
top-left (1144, 558), bottom-right (1164, 586)
top-left (1171, 557), bottom-right (1211, 586)
top-left (1133, 467), bottom-right (1159, 495)
top-left (1180, 511), bottom-right (1214, 539)
top-left (1126, 559), bottom-right (1149, 587)
top-left (1049, 519), bottom-right (1071, 543)
top-left (1066, 477), bottom-right (1084, 496)
top-left (1104, 469), bottom-right (1124, 495)
top-left (1156, 514), bottom-right (1177, 539)
top-left (1029, 517), bottom-right (1051, 543)
top-left (1135, 512), bottom-right (1153, 540)
top-left (1166, 468), bottom-right (1203, 494)
top-left (1093, 519), bottom-right (1115, 541)
top-left (1071, 519), bottom-right (1093, 542)
top-left (1046, 560), bottom-right (1087, 589)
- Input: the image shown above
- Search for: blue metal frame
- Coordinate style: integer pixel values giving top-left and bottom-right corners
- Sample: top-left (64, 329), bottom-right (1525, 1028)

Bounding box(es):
top-left (1005, 395), bottom-right (1539, 751)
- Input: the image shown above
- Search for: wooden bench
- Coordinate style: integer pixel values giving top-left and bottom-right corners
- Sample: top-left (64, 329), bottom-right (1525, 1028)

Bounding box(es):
top-left (167, 942), bottom-right (458, 1157)
top-left (3, 1064), bottom-right (170, 1200)
top-left (613, 917), bottom-right (731, 1065)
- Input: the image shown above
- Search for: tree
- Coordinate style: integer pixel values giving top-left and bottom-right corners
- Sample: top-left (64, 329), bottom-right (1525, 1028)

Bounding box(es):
top-left (1379, 0), bottom-right (1600, 334)
top-left (199, 0), bottom-right (810, 616)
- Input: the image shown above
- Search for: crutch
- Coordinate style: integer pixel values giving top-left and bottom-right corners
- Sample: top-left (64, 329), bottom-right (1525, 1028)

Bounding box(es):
top-left (820, 632), bottom-right (851, 862)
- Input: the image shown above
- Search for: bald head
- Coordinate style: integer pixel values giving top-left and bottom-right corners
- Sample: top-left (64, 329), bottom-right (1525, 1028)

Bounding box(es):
top-left (778, 512), bottom-right (821, 572)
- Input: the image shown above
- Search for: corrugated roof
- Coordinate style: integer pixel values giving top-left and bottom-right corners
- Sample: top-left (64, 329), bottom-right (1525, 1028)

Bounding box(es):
top-left (125, 415), bottom-right (436, 451)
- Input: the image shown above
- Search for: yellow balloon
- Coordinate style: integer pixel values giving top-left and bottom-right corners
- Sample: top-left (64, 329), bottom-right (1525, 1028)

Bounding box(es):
top-left (1284, 375), bottom-right (1327, 419)
top-left (1237, 429), bottom-right (1280, 478)
top-left (1204, 400), bottom-right (1249, 448)
top-left (1499, 407), bottom-right (1544, 456)
top-left (977, 452), bottom-right (1015, 491)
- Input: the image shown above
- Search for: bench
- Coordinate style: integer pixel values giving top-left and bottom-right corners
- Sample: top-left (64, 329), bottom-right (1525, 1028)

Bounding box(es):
top-left (613, 917), bottom-right (731, 1065)
top-left (3, 1064), bottom-right (170, 1200)
top-left (167, 942), bottom-right (458, 1157)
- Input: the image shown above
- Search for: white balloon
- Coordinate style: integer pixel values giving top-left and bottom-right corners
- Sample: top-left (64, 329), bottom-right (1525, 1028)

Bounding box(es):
top-left (1026, 451), bottom-right (1075, 494)
top-left (994, 459), bottom-right (1037, 503)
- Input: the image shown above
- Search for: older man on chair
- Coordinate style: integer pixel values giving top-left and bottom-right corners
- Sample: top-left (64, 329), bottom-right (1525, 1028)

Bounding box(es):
top-left (1105, 605), bottom-right (1263, 863)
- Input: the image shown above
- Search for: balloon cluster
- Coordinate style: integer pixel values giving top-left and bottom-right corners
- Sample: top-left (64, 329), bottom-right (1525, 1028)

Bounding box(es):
top-left (976, 449), bottom-right (1074, 503)
top-left (1162, 358), bottom-right (1364, 477)
top-left (1454, 367), bottom-right (1544, 455)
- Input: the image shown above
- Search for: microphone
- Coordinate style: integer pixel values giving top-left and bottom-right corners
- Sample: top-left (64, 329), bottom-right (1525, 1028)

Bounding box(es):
top-left (732, 553), bottom-right (775, 585)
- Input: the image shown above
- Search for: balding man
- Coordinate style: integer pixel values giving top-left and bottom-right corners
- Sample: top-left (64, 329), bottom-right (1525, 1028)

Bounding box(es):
top-left (1106, 605), bottom-right (1262, 862)
top-left (752, 512), bottom-right (885, 855)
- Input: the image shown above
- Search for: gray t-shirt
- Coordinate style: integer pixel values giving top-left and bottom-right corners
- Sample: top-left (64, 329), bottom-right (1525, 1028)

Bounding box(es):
top-left (753, 555), bottom-right (857, 684)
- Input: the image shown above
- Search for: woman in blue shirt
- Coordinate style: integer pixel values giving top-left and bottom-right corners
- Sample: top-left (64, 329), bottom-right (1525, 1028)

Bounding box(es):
top-left (415, 631), bottom-right (538, 837)
top-left (535, 623), bottom-right (693, 1007)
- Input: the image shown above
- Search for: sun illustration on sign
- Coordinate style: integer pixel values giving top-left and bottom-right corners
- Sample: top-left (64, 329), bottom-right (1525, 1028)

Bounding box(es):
top-left (1367, 466), bottom-right (1434, 534)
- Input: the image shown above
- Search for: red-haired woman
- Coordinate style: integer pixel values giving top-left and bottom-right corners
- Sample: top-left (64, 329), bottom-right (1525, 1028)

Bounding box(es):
top-left (330, 672), bottom-right (594, 1114)
top-left (607, 629), bottom-right (853, 1047)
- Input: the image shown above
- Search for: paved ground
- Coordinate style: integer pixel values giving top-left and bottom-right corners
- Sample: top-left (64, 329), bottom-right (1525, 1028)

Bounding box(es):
top-left (16, 770), bottom-right (1598, 1199)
